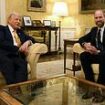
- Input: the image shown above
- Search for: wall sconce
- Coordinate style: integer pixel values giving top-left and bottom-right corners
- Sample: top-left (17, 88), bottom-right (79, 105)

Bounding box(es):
top-left (53, 2), bottom-right (68, 52)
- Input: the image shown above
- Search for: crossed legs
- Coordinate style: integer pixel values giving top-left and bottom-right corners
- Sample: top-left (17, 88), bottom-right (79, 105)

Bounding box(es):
top-left (80, 51), bottom-right (105, 84)
top-left (80, 52), bottom-right (105, 103)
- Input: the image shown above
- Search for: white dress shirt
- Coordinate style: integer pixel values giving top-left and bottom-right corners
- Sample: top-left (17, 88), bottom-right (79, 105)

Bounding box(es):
top-left (98, 24), bottom-right (105, 43)
top-left (8, 25), bottom-right (18, 46)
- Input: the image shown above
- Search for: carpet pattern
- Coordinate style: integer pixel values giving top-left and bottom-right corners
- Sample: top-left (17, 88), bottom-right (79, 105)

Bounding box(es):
top-left (36, 60), bottom-right (105, 105)
top-left (36, 59), bottom-right (83, 79)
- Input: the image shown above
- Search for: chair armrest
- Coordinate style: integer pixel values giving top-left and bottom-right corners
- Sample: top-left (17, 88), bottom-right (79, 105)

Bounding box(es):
top-left (26, 43), bottom-right (48, 79)
top-left (28, 43), bottom-right (48, 54)
top-left (72, 43), bottom-right (85, 54)
top-left (27, 43), bottom-right (48, 62)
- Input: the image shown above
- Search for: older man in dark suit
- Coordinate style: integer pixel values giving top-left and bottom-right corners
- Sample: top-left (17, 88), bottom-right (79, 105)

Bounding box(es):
top-left (79, 9), bottom-right (105, 103)
top-left (0, 12), bottom-right (35, 85)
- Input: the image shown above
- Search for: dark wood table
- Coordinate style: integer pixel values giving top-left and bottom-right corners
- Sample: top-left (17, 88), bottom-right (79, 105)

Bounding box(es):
top-left (22, 26), bottom-right (59, 54)
top-left (64, 39), bottom-right (81, 76)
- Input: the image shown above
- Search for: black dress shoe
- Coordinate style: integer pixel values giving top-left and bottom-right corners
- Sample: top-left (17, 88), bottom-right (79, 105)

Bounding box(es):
top-left (92, 89), bottom-right (105, 103)
top-left (82, 91), bottom-right (93, 99)
top-left (92, 95), bottom-right (104, 103)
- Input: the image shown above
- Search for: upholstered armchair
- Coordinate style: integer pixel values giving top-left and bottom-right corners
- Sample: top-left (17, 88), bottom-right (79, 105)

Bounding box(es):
top-left (73, 43), bottom-right (99, 80)
top-left (0, 43), bottom-right (48, 86)
top-left (31, 31), bottom-right (47, 43)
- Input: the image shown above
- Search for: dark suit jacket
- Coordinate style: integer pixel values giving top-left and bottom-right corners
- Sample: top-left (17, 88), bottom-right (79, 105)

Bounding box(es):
top-left (78, 27), bottom-right (105, 52)
top-left (0, 25), bottom-right (35, 56)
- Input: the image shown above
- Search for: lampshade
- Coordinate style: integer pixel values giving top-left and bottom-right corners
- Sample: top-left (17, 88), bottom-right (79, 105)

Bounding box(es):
top-left (53, 2), bottom-right (68, 17)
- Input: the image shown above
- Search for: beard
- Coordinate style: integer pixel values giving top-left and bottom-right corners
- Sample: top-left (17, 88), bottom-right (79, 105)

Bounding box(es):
top-left (96, 21), bottom-right (104, 28)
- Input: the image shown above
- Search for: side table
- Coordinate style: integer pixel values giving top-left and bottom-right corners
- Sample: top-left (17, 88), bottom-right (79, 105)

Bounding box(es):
top-left (64, 39), bottom-right (81, 76)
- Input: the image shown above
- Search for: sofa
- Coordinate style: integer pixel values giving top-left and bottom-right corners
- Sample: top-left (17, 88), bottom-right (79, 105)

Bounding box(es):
top-left (0, 43), bottom-right (48, 86)
top-left (72, 43), bottom-right (99, 80)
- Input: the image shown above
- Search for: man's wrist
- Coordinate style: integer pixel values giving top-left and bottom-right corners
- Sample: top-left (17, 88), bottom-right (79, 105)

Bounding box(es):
top-left (97, 50), bottom-right (100, 54)
top-left (82, 42), bottom-right (86, 46)
top-left (82, 42), bottom-right (86, 47)
top-left (28, 40), bottom-right (32, 46)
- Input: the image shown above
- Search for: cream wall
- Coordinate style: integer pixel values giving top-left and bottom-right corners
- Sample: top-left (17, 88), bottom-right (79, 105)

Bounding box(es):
top-left (5, 0), bottom-right (95, 38)
top-left (0, 0), bottom-right (6, 25)
top-left (6, 0), bottom-right (54, 21)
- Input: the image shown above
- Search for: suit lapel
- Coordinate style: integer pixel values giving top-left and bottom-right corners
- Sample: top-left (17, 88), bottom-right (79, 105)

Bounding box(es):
top-left (102, 28), bottom-right (105, 43)
top-left (92, 27), bottom-right (98, 40)
top-left (5, 26), bottom-right (14, 44)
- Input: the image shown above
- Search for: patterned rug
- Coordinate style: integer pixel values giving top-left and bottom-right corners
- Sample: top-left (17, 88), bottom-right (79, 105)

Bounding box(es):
top-left (32, 60), bottom-right (105, 105)
top-left (36, 59), bottom-right (83, 79)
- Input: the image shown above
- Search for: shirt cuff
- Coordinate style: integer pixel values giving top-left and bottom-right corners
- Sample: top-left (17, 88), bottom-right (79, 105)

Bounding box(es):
top-left (82, 42), bottom-right (86, 46)
top-left (29, 40), bottom-right (33, 46)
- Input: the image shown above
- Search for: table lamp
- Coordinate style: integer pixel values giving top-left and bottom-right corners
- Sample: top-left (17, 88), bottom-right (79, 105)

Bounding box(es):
top-left (53, 2), bottom-right (68, 52)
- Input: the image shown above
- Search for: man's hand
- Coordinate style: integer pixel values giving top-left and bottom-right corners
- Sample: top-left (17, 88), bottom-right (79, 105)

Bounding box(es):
top-left (83, 42), bottom-right (100, 54)
top-left (19, 40), bottom-right (31, 55)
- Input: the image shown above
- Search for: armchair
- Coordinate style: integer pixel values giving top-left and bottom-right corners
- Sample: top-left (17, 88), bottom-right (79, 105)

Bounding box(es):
top-left (31, 31), bottom-right (47, 43)
top-left (0, 43), bottom-right (48, 86)
top-left (73, 43), bottom-right (99, 80)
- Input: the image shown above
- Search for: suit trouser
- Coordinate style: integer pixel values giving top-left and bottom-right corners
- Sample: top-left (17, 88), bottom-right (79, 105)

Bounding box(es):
top-left (80, 52), bottom-right (105, 85)
top-left (0, 54), bottom-right (28, 84)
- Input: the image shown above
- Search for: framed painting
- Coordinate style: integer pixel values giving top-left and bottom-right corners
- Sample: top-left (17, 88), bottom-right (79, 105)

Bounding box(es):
top-left (23, 16), bottom-right (32, 26)
top-left (80, 0), bottom-right (105, 13)
top-left (27, 0), bottom-right (46, 12)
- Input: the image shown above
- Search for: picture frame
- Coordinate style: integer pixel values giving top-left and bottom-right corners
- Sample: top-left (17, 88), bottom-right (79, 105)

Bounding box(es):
top-left (23, 16), bottom-right (32, 26)
top-left (32, 20), bottom-right (43, 27)
top-left (80, 0), bottom-right (105, 14)
top-left (43, 20), bottom-right (51, 26)
top-left (27, 0), bottom-right (46, 12)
